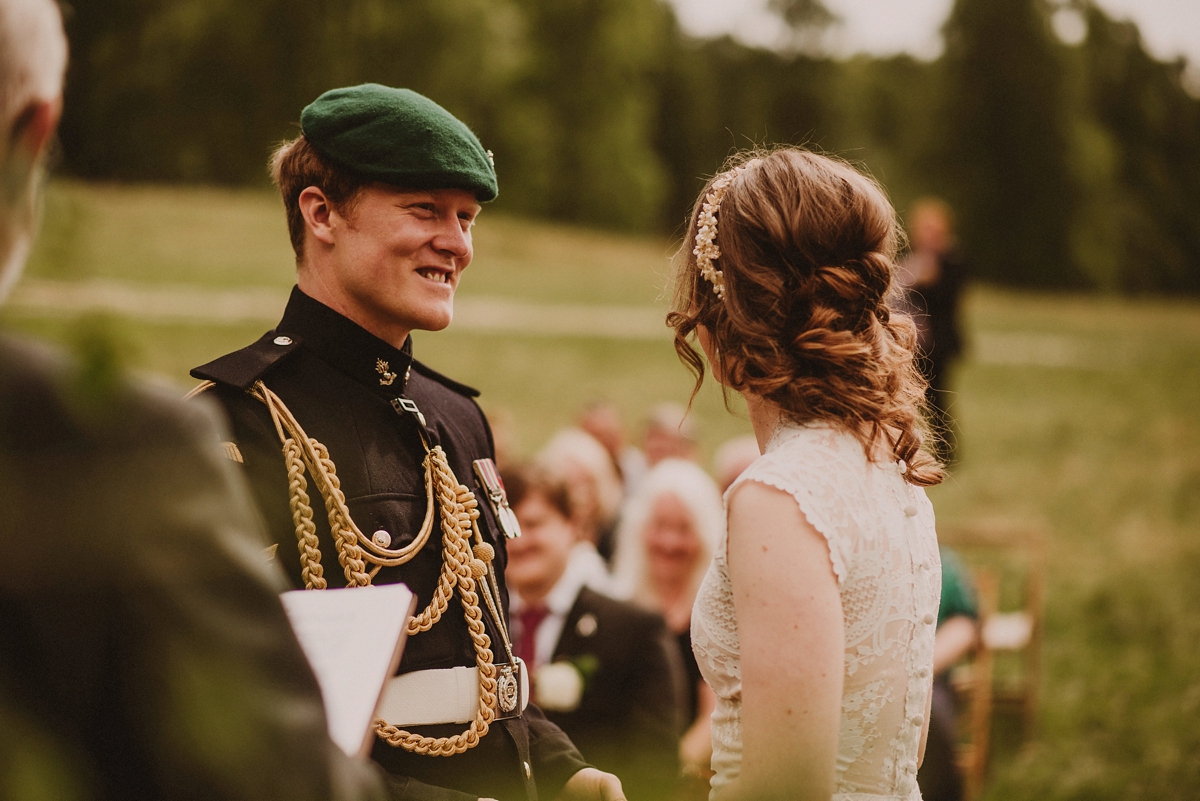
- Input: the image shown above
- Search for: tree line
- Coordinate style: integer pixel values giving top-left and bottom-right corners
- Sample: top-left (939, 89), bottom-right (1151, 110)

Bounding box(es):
top-left (57, 0), bottom-right (1200, 293)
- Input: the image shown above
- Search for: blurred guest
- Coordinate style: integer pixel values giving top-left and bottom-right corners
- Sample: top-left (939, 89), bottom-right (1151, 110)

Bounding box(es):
top-left (642, 402), bottom-right (698, 466)
top-left (917, 548), bottom-right (980, 801)
top-left (503, 465), bottom-right (682, 801)
top-left (578, 400), bottom-right (647, 495)
top-left (0, 3), bottom-right (400, 798)
top-left (898, 197), bottom-right (968, 463)
top-left (538, 427), bottom-right (624, 563)
top-left (483, 404), bottom-right (518, 468)
top-left (711, 435), bottom-right (760, 494)
top-left (611, 460), bottom-right (723, 785)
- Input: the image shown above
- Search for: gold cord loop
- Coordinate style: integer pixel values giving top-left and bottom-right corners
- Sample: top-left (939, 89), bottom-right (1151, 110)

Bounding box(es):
top-left (249, 380), bottom-right (508, 755)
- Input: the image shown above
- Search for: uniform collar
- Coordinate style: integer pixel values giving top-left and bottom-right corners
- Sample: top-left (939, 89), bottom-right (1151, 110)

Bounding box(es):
top-left (276, 286), bottom-right (414, 398)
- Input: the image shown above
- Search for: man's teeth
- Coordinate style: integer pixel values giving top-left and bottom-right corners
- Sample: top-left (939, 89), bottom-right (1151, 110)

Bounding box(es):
top-left (418, 269), bottom-right (449, 283)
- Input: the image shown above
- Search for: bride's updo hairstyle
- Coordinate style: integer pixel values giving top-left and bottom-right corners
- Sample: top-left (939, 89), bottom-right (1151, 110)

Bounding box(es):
top-left (668, 148), bottom-right (943, 487)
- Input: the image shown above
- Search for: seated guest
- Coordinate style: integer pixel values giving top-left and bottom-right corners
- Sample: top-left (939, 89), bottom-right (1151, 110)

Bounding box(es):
top-left (538, 427), bottom-right (625, 565)
top-left (578, 400), bottom-right (647, 496)
top-left (711, 435), bottom-right (760, 493)
top-left (642, 403), bottom-right (698, 467)
top-left (610, 459), bottom-right (723, 785)
top-left (503, 465), bottom-right (683, 801)
top-left (917, 547), bottom-right (981, 801)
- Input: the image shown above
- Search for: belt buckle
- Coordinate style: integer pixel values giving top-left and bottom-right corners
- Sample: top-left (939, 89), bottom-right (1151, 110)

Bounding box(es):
top-left (493, 660), bottom-right (525, 721)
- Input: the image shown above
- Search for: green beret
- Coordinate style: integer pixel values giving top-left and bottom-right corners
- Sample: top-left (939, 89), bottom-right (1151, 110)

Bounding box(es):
top-left (301, 84), bottom-right (497, 202)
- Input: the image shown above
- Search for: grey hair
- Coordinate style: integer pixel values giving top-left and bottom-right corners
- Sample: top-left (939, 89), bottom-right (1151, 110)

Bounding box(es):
top-left (610, 458), bottom-right (725, 611)
top-left (0, 0), bottom-right (67, 301)
top-left (0, 0), bottom-right (67, 128)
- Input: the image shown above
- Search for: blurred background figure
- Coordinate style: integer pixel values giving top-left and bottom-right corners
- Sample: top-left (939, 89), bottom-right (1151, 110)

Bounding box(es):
top-left (642, 402), bottom-right (698, 466)
top-left (483, 404), bottom-right (518, 469)
top-left (502, 465), bottom-right (682, 801)
top-left (711, 435), bottom-right (761, 494)
top-left (898, 197), bottom-right (968, 464)
top-left (917, 548), bottom-right (981, 801)
top-left (578, 400), bottom-right (647, 496)
top-left (538, 427), bottom-right (625, 564)
top-left (611, 459), bottom-right (723, 791)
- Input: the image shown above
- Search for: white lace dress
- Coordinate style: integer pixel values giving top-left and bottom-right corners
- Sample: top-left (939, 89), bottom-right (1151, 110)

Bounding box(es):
top-left (691, 422), bottom-right (941, 800)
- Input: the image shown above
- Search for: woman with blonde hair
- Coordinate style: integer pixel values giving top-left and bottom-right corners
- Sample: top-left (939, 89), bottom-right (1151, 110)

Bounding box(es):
top-left (611, 458), bottom-right (724, 787)
top-left (669, 149), bottom-right (943, 801)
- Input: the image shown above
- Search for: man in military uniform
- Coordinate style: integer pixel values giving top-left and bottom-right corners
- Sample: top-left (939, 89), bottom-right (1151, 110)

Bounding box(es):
top-left (191, 85), bottom-right (625, 801)
top-left (0, 3), bottom-right (409, 799)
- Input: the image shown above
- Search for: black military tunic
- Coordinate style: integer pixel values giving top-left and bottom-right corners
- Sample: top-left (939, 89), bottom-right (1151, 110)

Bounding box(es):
top-left (192, 288), bottom-right (588, 801)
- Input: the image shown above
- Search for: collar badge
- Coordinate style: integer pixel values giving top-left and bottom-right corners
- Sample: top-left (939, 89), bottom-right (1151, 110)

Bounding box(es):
top-left (376, 358), bottom-right (398, 386)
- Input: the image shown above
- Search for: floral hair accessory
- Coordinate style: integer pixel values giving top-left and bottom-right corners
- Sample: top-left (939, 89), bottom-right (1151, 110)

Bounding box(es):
top-left (692, 164), bottom-right (749, 301)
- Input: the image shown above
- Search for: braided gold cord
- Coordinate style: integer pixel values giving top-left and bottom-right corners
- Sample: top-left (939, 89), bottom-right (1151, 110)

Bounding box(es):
top-left (249, 381), bottom-right (506, 755)
top-left (284, 437), bottom-right (326, 589)
top-left (374, 444), bottom-right (499, 754)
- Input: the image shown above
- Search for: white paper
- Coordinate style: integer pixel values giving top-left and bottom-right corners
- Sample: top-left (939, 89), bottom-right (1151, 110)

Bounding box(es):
top-left (280, 583), bottom-right (416, 758)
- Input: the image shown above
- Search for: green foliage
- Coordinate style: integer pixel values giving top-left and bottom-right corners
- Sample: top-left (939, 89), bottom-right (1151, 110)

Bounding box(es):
top-left (54, 0), bottom-right (1200, 292)
top-left (1074, 7), bottom-right (1200, 294)
top-left (937, 0), bottom-right (1079, 288)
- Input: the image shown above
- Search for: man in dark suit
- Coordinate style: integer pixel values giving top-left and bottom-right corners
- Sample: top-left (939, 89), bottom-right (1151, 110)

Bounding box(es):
top-left (0, 3), bottom-right (408, 798)
top-left (503, 466), bottom-right (682, 801)
top-left (190, 85), bottom-right (622, 801)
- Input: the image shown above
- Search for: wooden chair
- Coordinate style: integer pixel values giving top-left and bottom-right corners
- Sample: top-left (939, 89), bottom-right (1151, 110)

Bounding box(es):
top-left (938, 521), bottom-right (1048, 796)
top-left (950, 568), bottom-right (996, 801)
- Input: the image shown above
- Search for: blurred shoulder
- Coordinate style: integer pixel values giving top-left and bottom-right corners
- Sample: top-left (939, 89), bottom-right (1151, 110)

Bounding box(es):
top-left (0, 334), bottom-right (227, 455)
top-left (574, 587), bottom-right (667, 636)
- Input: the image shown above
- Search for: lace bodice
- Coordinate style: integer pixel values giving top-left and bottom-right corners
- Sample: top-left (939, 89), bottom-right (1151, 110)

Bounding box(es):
top-left (691, 423), bottom-right (940, 800)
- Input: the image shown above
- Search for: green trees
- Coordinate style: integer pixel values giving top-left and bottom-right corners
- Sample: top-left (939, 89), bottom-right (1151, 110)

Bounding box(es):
top-left (937, 0), bottom-right (1079, 287)
top-left (55, 0), bottom-right (1199, 292)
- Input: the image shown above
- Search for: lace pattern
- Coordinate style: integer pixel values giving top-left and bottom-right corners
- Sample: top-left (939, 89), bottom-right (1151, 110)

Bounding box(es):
top-left (691, 423), bottom-right (940, 799)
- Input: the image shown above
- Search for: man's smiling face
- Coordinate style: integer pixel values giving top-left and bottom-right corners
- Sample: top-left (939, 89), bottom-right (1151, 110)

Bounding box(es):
top-left (319, 184), bottom-right (480, 342)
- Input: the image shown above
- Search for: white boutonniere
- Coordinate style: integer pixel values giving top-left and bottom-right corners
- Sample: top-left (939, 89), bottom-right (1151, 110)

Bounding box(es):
top-left (534, 655), bottom-right (598, 712)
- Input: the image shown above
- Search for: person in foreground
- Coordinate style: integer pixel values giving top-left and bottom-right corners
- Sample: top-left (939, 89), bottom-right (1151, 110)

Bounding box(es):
top-left (190, 83), bottom-right (622, 801)
top-left (0, 2), bottom-right (404, 798)
top-left (668, 148), bottom-right (945, 801)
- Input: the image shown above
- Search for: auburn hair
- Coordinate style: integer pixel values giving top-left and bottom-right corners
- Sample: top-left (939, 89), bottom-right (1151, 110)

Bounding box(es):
top-left (667, 148), bottom-right (944, 486)
top-left (269, 135), bottom-right (370, 260)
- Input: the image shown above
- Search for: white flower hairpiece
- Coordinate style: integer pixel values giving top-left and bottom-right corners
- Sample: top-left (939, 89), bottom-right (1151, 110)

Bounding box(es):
top-left (692, 164), bottom-right (749, 301)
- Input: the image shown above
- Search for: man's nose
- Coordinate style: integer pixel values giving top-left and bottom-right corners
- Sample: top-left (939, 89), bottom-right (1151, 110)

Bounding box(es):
top-left (432, 218), bottom-right (471, 261)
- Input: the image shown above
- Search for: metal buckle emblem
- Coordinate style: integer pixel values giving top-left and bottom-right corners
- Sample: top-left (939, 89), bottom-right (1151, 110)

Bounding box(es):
top-left (497, 663), bottom-right (519, 713)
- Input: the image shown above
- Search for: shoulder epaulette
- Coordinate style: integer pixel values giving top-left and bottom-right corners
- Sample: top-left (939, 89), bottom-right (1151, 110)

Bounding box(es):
top-left (411, 359), bottom-right (480, 398)
top-left (190, 331), bottom-right (303, 390)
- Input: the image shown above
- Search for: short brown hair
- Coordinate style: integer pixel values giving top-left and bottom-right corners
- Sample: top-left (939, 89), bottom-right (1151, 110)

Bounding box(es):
top-left (269, 135), bottom-right (370, 260)
top-left (501, 464), bottom-right (574, 521)
top-left (668, 148), bottom-right (943, 486)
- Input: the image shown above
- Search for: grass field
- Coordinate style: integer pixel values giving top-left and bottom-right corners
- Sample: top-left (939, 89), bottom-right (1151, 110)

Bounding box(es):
top-left (6, 182), bottom-right (1200, 799)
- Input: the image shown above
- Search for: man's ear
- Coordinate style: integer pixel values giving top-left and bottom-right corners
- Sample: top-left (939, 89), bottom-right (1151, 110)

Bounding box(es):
top-left (297, 186), bottom-right (337, 247)
top-left (10, 98), bottom-right (61, 163)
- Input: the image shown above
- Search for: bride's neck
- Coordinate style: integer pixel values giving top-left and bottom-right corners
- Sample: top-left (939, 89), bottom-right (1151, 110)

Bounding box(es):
top-left (745, 395), bottom-right (784, 453)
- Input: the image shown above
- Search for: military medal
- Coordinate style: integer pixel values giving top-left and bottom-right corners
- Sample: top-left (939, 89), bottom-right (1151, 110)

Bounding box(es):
top-left (473, 458), bottom-right (522, 539)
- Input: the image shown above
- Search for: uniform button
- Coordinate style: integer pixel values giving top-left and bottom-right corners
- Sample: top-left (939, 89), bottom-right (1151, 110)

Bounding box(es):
top-left (273, 336), bottom-right (292, 346)
top-left (372, 529), bottom-right (392, 548)
top-left (904, 505), bottom-right (918, 517)
top-left (923, 613), bottom-right (935, 625)
top-left (911, 714), bottom-right (924, 727)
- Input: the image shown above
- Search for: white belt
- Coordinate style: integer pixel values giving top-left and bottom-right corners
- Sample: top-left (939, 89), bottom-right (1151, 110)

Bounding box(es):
top-left (376, 659), bottom-right (529, 727)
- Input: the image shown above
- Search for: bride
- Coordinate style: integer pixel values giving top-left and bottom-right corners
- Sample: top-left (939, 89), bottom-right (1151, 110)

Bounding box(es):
top-left (668, 148), bottom-right (944, 801)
